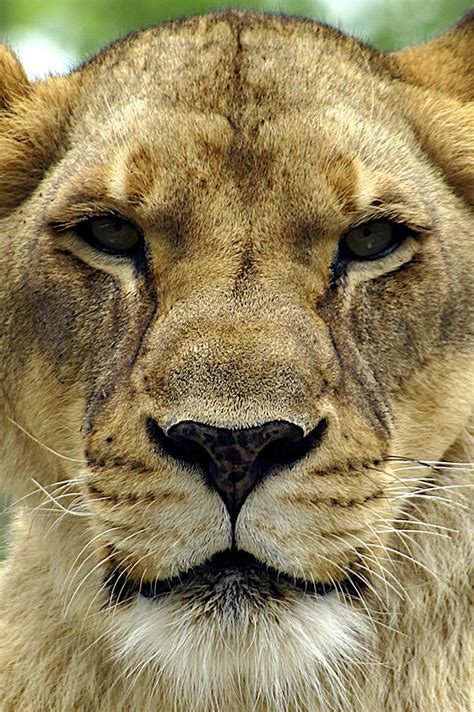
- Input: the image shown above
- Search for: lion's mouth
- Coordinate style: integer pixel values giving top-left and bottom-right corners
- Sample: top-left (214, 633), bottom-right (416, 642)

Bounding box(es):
top-left (105, 549), bottom-right (365, 604)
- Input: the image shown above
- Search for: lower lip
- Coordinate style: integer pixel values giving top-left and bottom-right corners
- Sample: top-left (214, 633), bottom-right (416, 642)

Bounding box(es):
top-left (105, 552), bottom-right (364, 604)
top-left (139, 567), bottom-right (337, 599)
top-left (142, 553), bottom-right (362, 601)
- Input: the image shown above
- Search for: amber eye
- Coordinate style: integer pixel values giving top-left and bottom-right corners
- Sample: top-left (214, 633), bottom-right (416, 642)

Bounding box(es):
top-left (78, 217), bottom-right (141, 254)
top-left (342, 221), bottom-right (407, 260)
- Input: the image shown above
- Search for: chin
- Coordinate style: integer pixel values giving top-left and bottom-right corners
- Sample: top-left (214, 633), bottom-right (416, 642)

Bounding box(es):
top-left (110, 550), bottom-right (369, 712)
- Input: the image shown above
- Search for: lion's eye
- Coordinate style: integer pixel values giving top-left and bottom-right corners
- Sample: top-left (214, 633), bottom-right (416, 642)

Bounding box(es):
top-left (342, 221), bottom-right (406, 260)
top-left (78, 217), bottom-right (141, 254)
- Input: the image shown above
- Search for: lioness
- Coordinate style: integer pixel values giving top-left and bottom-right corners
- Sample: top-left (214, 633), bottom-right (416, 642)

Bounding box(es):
top-left (0, 10), bottom-right (472, 711)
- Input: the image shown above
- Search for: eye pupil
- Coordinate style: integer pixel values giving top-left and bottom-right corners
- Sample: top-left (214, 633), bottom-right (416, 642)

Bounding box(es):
top-left (79, 216), bottom-right (141, 254)
top-left (342, 220), bottom-right (406, 261)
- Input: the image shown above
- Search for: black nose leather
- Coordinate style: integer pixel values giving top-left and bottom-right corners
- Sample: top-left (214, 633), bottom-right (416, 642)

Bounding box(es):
top-left (147, 418), bottom-right (327, 519)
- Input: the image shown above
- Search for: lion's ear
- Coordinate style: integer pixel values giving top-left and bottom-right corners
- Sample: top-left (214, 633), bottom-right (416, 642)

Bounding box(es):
top-left (389, 12), bottom-right (473, 204)
top-left (0, 46), bottom-right (30, 110)
top-left (0, 49), bottom-right (75, 218)
top-left (390, 10), bottom-right (473, 101)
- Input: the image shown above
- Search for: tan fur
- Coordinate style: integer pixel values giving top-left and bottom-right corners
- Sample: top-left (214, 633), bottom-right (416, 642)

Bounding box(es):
top-left (0, 12), bottom-right (472, 711)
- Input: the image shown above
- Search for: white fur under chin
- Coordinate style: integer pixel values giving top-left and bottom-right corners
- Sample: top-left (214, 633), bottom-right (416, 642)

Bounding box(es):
top-left (112, 590), bottom-right (369, 711)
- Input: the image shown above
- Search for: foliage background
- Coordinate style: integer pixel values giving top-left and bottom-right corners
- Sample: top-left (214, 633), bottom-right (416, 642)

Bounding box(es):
top-left (0, 0), bottom-right (471, 556)
top-left (0, 0), bottom-right (472, 77)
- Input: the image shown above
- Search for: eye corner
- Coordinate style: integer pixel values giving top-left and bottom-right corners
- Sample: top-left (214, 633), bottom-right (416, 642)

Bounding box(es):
top-left (47, 217), bottom-right (76, 234)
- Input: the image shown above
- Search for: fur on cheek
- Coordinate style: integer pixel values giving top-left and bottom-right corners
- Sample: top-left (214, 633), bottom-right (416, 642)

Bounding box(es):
top-left (111, 593), bottom-right (369, 712)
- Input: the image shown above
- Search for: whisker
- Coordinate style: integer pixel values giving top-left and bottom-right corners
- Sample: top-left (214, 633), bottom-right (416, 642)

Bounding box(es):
top-left (62, 526), bottom-right (121, 601)
top-left (7, 417), bottom-right (84, 463)
top-left (4, 478), bottom-right (80, 511)
top-left (63, 527), bottom-right (147, 620)
top-left (30, 479), bottom-right (89, 517)
top-left (370, 543), bottom-right (443, 584)
top-left (392, 493), bottom-right (468, 511)
top-left (387, 455), bottom-right (473, 467)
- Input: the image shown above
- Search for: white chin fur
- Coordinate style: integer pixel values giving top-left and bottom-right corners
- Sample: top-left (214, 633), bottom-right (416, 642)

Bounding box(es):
top-left (112, 590), bottom-right (369, 711)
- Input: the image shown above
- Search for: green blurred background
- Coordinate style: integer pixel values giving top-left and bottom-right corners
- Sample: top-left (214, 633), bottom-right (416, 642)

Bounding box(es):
top-left (0, 0), bottom-right (472, 79)
top-left (0, 0), bottom-right (471, 558)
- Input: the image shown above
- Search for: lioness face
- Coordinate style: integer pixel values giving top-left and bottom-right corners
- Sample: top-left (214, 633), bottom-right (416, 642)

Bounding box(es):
top-left (1, 12), bottom-right (473, 708)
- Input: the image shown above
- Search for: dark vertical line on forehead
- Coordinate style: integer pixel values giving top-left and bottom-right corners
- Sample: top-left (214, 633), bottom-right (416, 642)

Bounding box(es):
top-left (228, 19), bottom-right (245, 130)
top-left (232, 252), bottom-right (255, 297)
top-left (227, 21), bottom-right (255, 296)
top-left (226, 18), bottom-right (280, 292)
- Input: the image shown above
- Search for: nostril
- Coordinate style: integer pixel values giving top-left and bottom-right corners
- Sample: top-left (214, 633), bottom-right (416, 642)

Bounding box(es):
top-left (255, 418), bottom-right (328, 471)
top-left (147, 418), bottom-right (214, 472)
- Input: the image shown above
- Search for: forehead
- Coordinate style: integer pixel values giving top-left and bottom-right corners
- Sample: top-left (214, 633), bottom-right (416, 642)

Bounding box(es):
top-left (74, 14), bottom-right (398, 145)
top-left (57, 14), bottom-right (420, 232)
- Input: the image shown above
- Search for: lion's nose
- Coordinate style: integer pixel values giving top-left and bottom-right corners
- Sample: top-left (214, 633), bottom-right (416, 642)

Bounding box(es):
top-left (147, 418), bottom-right (327, 519)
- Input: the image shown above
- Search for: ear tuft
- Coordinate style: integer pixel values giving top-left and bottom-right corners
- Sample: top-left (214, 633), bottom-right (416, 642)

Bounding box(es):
top-left (0, 46), bottom-right (30, 110)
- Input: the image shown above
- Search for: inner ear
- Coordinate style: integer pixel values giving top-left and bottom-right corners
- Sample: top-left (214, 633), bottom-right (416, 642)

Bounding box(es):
top-left (0, 45), bottom-right (30, 110)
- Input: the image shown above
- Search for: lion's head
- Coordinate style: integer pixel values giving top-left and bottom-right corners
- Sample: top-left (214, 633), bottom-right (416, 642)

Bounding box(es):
top-left (0, 11), bottom-right (472, 711)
